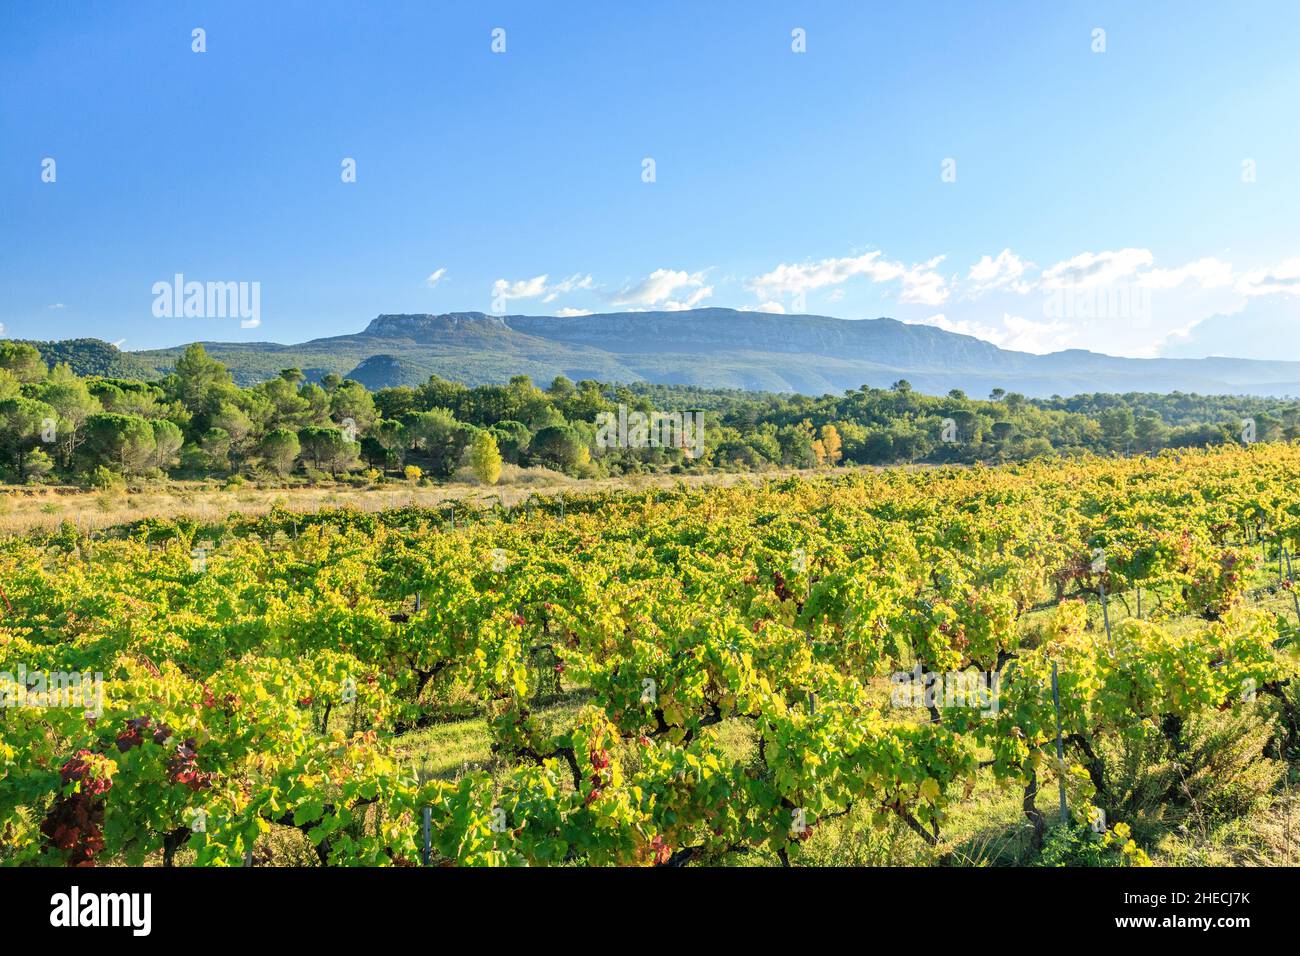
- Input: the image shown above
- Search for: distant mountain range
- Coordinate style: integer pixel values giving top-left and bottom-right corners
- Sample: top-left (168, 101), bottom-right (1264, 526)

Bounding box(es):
top-left (23, 309), bottom-right (1300, 398)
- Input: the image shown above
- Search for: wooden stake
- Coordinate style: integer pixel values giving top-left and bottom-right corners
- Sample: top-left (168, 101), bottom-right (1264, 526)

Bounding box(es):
top-left (1100, 581), bottom-right (1112, 644)
top-left (422, 806), bottom-right (432, 866)
top-left (1051, 662), bottom-right (1068, 824)
top-left (1286, 548), bottom-right (1300, 625)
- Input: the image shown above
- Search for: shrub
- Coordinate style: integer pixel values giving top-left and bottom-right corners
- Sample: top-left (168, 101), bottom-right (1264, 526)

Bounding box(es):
top-left (1036, 821), bottom-right (1151, 867)
top-left (89, 465), bottom-right (125, 492)
top-left (1098, 709), bottom-right (1282, 840)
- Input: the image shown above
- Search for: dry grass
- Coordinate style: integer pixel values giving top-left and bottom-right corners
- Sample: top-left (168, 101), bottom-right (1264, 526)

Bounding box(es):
top-left (0, 465), bottom-right (828, 535)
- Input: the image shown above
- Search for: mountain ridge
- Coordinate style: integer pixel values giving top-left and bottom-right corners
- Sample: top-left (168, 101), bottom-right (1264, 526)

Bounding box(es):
top-left (25, 308), bottom-right (1300, 398)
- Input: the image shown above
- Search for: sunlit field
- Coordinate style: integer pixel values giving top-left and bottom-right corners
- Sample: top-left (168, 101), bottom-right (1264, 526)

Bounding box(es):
top-left (4, 445), bottom-right (1299, 867)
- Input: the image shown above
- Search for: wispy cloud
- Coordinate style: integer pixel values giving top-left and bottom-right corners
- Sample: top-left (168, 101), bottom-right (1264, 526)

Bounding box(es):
top-left (909, 312), bottom-right (1074, 354)
top-left (1236, 257), bottom-right (1300, 297)
top-left (608, 268), bottom-right (712, 310)
top-left (543, 273), bottom-right (594, 303)
top-left (1135, 257), bottom-right (1233, 290)
top-left (746, 250), bottom-right (949, 308)
top-left (1038, 248), bottom-right (1154, 290)
top-left (492, 274), bottom-right (550, 302)
top-left (965, 249), bottom-right (1031, 296)
top-left (491, 272), bottom-right (594, 305)
top-left (424, 267), bottom-right (447, 288)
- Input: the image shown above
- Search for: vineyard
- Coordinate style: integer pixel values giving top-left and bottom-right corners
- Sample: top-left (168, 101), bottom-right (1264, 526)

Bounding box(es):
top-left (3, 444), bottom-right (1300, 867)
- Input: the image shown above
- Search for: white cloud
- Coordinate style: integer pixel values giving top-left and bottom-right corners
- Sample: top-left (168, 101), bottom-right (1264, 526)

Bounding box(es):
top-left (1039, 248), bottom-right (1154, 290)
top-left (915, 314), bottom-right (982, 335)
top-left (1137, 257), bottom-right (1233, 290)
top-left (486, 247), bottom-right (1300, 360)
top-left (997, 313), bottom-right (1075, 353)
top-left (748, 251), bottom-right (899, 297)
top-left (491, 272), bottom-right (595, 311)
top-left (746, 250), bottom-right (949, 307)
top-left (910, 313), bottom-right (1002, 341)
top-left (609, 268), bottom-right (712, 310)
top-left (47, 302), bottom-right (66, 310)
top-left (899, 256), bottom-right (949, 306)
top-left (424, 268), bottom-right (447, 288)
top-left (542, 273), bottom-right (594, 303)
top-left (907, 312), bottom-right (1073, 354)
top-left (492, 274), bottom-right (550, 302)
top-left (966, 249), bottom-right (1031, 295)
top-left (1159, 296), bottom-right (1300, 360)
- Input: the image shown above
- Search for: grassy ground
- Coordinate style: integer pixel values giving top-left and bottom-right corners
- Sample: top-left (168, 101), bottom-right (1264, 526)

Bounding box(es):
top-left (0, 463), bottom-right (838, 536)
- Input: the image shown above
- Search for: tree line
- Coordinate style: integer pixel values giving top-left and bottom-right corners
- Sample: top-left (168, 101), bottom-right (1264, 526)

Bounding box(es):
top-left (0, 339), bottom-right (1297, 487)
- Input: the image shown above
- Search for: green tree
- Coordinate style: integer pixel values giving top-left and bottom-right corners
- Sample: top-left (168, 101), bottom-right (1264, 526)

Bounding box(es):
top-left (0, 342), bottom-right (47, 383)
top-left (404, 408), bottom-right (468, 477)
top-left (1098, 406), bottom-right (1136, 451)
top-left (990, 421), bottom-right (1016, 443)
top-left (82, 413), bottom-right (157, 475)
top-left (360, 419), bottom-right (406, 471)
top-left (198, 428), bottom-right (233, 472)
top-left (298, 426), bottom-right (359, 475)
top-left (150, 420), bottom-right (184, 472)
top-left (0, 369), bottom-right (20, 402)
top-left (530, 424), bottom-right (588, 473)
top-left (0, 397), bottom-right (56, 478)
top-left (260, 427), bottom-right (301, 475)
top-left (210, 402), bottom-right (256, 468)
top-left (32, 364), bottom-right (101, 467)
top-left (1134, 414), bottom-right (1168, 452)
top-left (778, 421), bottom-right (818, 467)
top-left (172, 344), bottom-right (231, 413)
top-left (489, 420), bottom-right (531, 463)
top-left (330, 380), bottom-right (377, 433)
top-left (23, 448), bottom-right (55, 481)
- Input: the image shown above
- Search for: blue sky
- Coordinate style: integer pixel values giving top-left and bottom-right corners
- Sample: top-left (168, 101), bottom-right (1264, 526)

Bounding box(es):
top-left (3, 1), bottom-right (1299, 358)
